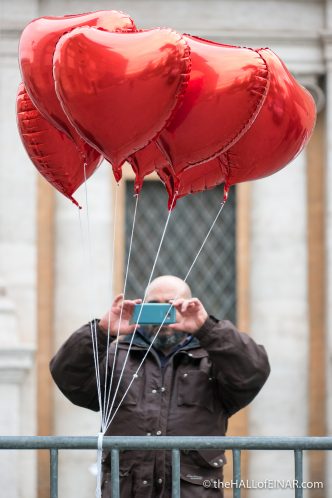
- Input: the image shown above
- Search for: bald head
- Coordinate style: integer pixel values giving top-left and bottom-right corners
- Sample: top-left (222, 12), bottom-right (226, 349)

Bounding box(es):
top-left (146, 275), bottom-right (192, 303)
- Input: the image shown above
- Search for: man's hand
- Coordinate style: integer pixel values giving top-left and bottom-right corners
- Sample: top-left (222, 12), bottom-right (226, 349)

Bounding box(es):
top-left (99, 294), bottom-right (142, 336)
top-left (169, 298), bottom-right (208, 334)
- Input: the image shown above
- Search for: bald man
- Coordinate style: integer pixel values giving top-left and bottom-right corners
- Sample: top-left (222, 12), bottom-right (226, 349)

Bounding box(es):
top-left (50, 275), bottom-right (270, 498)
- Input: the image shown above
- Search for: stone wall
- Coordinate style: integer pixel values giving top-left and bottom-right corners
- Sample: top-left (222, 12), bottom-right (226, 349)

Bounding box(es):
top-left (0, 1), bottom-right (330, 497)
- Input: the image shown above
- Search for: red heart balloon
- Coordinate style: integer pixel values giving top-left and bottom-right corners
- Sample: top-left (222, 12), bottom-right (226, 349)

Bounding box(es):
top-left (136, 48), bottom-right (315, 207)
top-left (53, 27), bottom-right (191, 181)
top-left (19, 10), bottom-right (136, 147)
top-left (156, 35), bottom-right (270, 179)
top-left (16, 83), bottom-right (102, 206)
top-left (223, 48), bottom-right (316, 185)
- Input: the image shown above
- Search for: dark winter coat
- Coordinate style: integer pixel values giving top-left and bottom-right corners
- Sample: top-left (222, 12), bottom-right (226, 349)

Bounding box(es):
top-left (50, 317), bottom-right (270, 497)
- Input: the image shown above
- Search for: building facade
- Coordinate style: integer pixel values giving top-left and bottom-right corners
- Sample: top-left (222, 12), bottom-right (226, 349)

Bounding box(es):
top-left (0, 1), bottom-right (330, 497)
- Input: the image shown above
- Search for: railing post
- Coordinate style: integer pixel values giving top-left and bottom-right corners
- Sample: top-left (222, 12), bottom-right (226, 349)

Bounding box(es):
top-left (172, 448), bottom-right (181, 498)
top-left (294, 449), bottom-right (303, 498)
top-left (111, 448), bottom-right (120, 498)
top-left (50, 448), bottom-right (58, 498)
top-left (232, 449), bottom-right (241, 498)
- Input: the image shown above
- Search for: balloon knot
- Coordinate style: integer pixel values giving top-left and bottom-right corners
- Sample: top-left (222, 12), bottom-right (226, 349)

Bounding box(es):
top-left (70, 196), bottom-right (82, 209)
top-left (223, 184), bottom-right (230, 203)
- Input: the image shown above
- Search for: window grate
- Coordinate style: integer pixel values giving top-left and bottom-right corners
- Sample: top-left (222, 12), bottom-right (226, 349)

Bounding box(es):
top-left (125, 181), bottom-right (236, 322)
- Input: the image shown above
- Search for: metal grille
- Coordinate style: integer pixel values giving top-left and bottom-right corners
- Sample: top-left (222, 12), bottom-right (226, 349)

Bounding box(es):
top-left (125, 181), bottom-right (236, 322)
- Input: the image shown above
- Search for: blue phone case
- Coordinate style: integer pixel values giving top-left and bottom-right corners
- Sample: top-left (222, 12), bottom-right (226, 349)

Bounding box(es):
top-left (132, 303), bottom-right (176, 325)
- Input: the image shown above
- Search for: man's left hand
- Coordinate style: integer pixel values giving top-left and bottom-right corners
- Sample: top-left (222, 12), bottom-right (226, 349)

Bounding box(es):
top-left (169, 298), bottom-right (208, 334)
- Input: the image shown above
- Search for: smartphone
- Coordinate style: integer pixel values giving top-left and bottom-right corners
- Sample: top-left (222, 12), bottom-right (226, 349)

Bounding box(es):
top-left (132, 303), bottom-right (176, 325)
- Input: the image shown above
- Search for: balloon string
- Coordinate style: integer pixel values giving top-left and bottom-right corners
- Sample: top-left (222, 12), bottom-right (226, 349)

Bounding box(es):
top-left (182, 200), bottom-right (226, 283)
top-left (101, 182), bottom-right (120, 430)
top-left (96, 432), bottom-right (104, 498)
top-left (104, 193), bottom-right (177, 431)
top-left (105, 198), bottom-right (227, 429)
top-left (78, 206), bottom-right (103, 427)
top-left (79, 164), bottom-right (103, 427)
top-left (103, 193), bottom-right (139, 431)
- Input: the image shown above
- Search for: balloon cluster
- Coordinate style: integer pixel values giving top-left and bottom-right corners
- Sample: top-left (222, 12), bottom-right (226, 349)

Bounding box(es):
top-left (17, 10), bottom-right (316, 208)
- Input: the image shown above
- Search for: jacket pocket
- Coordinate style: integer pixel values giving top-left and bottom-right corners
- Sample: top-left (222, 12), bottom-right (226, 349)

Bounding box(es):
top-left (177, 370), bottom-right (215, 412)
top-left (180, 459), bottom-right (224, 486)
top-left (186, 449), bottom-right (226, 469)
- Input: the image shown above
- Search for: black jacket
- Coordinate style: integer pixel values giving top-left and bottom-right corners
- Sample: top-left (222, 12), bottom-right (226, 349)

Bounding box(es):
top-left (50, 317), bottom-right (270, 497)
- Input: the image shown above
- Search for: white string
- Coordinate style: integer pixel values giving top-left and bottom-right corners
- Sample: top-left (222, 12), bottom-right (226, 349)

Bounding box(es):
top-left (105, 200), bottom-right (226, 428)
top-left (101, 182), bottom-right (120, 431)
top-left (182, 200), bottom-right (226, 282)
top-left (96, 431), bottom-right (104, 498)
top-left (103, 193), bottom-right (139, 431)
top-left (79, 166), bottom-right (105, 492)
top-left (79, 164), bottom-right (103, 426)
top-left (104, 194), bottom-right (177, 430)
top-left (78, 207), bottom-right (102, 427)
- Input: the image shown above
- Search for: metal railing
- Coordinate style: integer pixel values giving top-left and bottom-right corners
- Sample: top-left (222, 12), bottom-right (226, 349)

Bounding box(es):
top-left (0, 436), bottom-right (331, 498)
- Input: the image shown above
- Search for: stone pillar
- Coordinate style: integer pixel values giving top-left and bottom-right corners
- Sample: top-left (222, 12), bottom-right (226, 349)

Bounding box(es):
top-left (322, 24), bottom-right (332, 496)
top-left (0, 279), bottom-right (34, 498)
top-left (248, 151), bottom-right (309, 497)
top-left (0, 2), bottom-right (39, 497)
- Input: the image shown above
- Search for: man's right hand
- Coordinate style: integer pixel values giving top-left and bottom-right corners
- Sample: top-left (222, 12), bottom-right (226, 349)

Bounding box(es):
top-left (99, 294), bottom-right (142, 336)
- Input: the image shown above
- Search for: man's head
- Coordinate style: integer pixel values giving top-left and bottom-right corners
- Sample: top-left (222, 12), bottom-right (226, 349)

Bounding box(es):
top-left (143, 275), bottom-right (192, 353)
top-left (146, 275), bottom-right (192, 303)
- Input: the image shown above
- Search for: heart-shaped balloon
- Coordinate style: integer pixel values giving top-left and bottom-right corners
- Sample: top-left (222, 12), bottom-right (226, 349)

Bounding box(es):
top-left (223, 48), bottom-right (316, 186)
top-left (137, 47), bottom-right (315, 207)
top-left (16, 83), bottom-right (102, 206)
top-left (53, 27), bottom-right (191, 181)
top-left (156, 35), bottom-right (270, 178)
top-left (19, 10), bottom-right (136, 146)
top-left (128, 35), bottom-right (269, 203)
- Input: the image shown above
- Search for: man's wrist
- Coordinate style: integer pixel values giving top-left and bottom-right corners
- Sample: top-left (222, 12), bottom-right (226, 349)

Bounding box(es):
top-left (98, 319), bottom-right (117, 337)
top-left (99, 323), bottom-right (109, 334)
